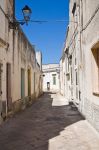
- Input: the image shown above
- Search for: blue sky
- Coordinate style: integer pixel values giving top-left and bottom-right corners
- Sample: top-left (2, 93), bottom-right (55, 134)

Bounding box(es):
top-left (15, 0), bottom-right (69, 64)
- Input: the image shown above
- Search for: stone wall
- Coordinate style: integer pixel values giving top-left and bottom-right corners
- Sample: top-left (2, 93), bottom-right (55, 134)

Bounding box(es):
top-left (0, 0), bottom-right (43, 122)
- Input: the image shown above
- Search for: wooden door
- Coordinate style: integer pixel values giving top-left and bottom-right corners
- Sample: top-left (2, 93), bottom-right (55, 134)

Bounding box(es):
top-left (6, 63), bottom-right (12, 111)
top-left (21, 68), bottom-right (25, 98)
top-left (47, 82), bottom-right (50, 91)
top-left (0, 64), bottom-right (2, 116)
top-left (28, 69), bottom-right (31, 96)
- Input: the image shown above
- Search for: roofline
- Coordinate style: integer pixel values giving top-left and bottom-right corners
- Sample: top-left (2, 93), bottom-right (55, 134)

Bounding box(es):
top-left (42, 63), bottom-right (59, 65)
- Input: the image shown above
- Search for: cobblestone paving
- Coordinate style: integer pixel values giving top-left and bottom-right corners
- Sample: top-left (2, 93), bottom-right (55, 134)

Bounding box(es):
top-left (0, 92), bottom-right (99, 150)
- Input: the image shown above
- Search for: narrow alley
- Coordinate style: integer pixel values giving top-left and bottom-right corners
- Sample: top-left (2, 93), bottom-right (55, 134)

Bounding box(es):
top-left (0, 92), bottom-right (99, 150)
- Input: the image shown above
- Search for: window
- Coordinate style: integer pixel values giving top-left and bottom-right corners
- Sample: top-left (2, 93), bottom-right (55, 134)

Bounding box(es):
top-left (92, 42), bottom-right (99, 95)
top-left (52, 74), bottom-right (56, 76)
top-left (53, 76), bottom-right (56, 85)
top-left (71, 67), bottom-right (73, 84)
top-left (72, 2), bottom-right (76, 16)
top-left (76, 71), bottom-right (78, 85)
top-left (52, 74), bottom-right (56, 85)
top-left (75, 58), bottom-right (76, 65)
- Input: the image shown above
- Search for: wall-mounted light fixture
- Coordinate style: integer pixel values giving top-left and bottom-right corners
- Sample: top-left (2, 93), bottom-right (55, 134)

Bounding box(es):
top-left (9, 5), bottom-right (32, 29)
top-left (22, 5), bottom-right (32, 25)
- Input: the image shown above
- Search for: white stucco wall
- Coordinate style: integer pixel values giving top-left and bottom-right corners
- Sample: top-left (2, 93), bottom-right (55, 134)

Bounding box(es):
top-left (61, 0), bottom-right (99, 132)
top-left (0, 1), bottom-right (43, 118)
top-left (42, 64), bottom-right (60, 92)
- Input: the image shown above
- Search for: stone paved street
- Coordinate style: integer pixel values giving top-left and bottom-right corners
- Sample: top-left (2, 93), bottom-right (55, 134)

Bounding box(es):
top-left (0, 92), bottom-right (99, 150)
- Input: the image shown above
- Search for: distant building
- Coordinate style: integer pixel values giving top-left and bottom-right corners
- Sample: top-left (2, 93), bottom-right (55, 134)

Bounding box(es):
top-left (42, 64), bottom-right (60, 92)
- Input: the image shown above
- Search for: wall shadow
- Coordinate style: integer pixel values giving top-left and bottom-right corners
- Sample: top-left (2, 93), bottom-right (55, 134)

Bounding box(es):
top-left (0, 92), bottom-right (84, 150)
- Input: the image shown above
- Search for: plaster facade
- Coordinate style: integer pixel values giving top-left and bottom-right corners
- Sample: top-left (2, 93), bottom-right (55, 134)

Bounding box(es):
top-left (60, 0), bottom-right (99, 132)
top-left (0, 0), bottom-right (42, 122)
top-left (42, 64), bottom-right (60, 92)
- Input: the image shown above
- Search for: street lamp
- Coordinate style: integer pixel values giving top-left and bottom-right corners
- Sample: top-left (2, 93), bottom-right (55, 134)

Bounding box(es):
top-left (9, 5), bottom-right (32, 29)
top-left (22, 5), bottom-right (32, 25)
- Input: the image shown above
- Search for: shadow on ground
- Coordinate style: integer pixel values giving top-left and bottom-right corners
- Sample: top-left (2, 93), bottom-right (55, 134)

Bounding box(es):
top-left (0, 92), bottom-right (84, 150)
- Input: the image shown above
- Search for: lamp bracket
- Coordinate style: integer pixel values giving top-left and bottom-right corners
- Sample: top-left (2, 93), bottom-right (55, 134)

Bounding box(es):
top-left (9, 20), bottom-right (25, 29)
